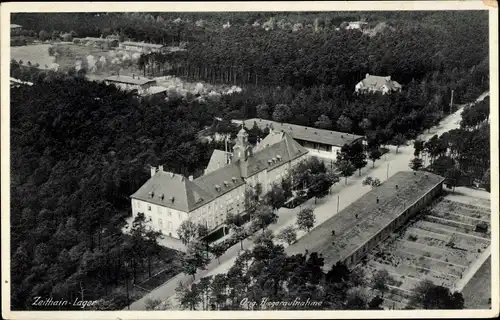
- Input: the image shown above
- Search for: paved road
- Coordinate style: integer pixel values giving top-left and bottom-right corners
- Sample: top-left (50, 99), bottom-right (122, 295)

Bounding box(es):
top-left (128, 92), bottom-right (489, 310)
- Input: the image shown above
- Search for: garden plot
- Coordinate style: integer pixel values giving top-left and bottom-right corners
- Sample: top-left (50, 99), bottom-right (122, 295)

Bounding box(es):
top-left (433, 199), bottom-right (491, 220)
top-left (356, 197), bottom-right (490, 309)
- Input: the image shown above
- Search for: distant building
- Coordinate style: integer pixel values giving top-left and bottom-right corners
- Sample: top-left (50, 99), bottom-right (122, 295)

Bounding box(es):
top-left (130, 128), bottom-right (309, 240)
top-left (10, 24), bottom-right (22, 34)
top-left (287, 171), bottom-right (445, 269)
top-left (346, 21), bottom-right (369, 30)
top-left (140, 86), bottom-right (168, 98)
top-left (81, 37), bottom-right (118, 49)
top-left (119, 41), bottom-right (165, 53)
top-left (355, 73), bottom-right (402, 95)
top-left (104, 75), bottom-right (157, 93)
top-left (235, 118), bottom-right (364, 161)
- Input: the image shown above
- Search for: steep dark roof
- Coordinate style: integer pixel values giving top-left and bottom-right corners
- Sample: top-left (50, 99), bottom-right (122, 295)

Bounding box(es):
top-left (131, 131), bottom-right (308, 212)
top-left (286, 171), bottom-right (445, 269)
top-left (236, 118), bottom-right (364, 147)
top-left (359, 74), bottom-right (402, 91)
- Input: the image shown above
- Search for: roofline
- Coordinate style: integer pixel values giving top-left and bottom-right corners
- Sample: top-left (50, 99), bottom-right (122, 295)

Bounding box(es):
top-left (335, 174), bottom-right (445, 266)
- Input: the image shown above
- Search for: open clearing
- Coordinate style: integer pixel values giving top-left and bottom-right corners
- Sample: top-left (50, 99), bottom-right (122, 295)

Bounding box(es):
top-left (11, 44), bottom-right (55, 69)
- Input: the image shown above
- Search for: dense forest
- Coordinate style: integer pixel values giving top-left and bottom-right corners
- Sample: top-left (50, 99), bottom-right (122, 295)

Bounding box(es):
top-left (10, 11), bottom-right (489, 310)
top-left (9, 72), bottom-right (227, 309)
top-left (171, 232), bottom-right (464, 311)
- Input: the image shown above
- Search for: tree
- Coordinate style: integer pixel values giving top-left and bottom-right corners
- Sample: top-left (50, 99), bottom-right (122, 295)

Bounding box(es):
top-left (362, 176), bottom-right (380, 188)
top-left (177, 220), bottom-right (198, 245)
top-left (210, 274), bottom-right (228, 310)
top-left (254, 204), bottom-right (277, 232)
top-left (391, 133), bottom-right (406, 153)
top-left (482, 168), bottom-right (490, 192)
top-left (359, 118), bottom-right (372, 132)
top-left (256, 103), bottom-right (270, 119)
top-left (272, 104), bottom-right (292, 123)
top-left (197, 223), bottom-right (210, 259)
top-left (368, 296), bottom-right (384, 310)
top-left (371, 269), bottom-right (392, 297)
top-left (39, 29), bottom-right (51, 41)
top-left (264, 184), bottom-right (288, 211)
top-left (177, 283), bottom-right (202, 310)
top-left (336, 159), bottom-right (355, 185)
top-left (277, 225), bottom-right (297, 245)
top-left (315, 114), bottom-right (332, 129)
top-left (444, 167), bottom-right (462, 191)
top-left (337, 115), bottom-right (353, 133)
top-left (230, 224), bottom-right (247, 250)
top-left (210, 242), bottom-right (226, 264)
top-left (368, 148), bottom-right (382, 168)
top-left (413, 139), bottom-right (425, 157)
top-left (308, 172), bottom-right (339, 203)
top-left (297, 207), bottom-right (315, 232)
top-left (351, 143), bottom-right (368, 176)
top-left (182, 241), bottom-right (210, 280)
top-left (144, 298), bottom-right (162, 310)
top-left (409, 280), bottom-right (464, 309)
top-left (409, 157), bottom-right (424, 171)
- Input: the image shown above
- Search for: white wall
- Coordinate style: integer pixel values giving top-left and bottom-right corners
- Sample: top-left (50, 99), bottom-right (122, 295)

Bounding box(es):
top-left (131, 198), bottom-right (188, 239)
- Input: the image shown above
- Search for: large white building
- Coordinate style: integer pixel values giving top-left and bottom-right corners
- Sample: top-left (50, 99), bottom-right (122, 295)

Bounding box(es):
top-left (130, 128), bottom-right (309, 239)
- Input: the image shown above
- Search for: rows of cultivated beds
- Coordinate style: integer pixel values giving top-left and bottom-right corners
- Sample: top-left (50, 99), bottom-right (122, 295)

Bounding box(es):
top-left (434, 200), bottom-right (491, 220)
top-left (432, 209), bottom-right (489, 225)
top-left (355, 199), bottom-right (491, 309)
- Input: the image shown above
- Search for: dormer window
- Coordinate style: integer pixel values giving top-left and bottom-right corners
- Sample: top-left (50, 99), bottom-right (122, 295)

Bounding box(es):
top-left (160, 194), bottom-right (165, 201)
top-left (232, 176), bottom-right (237, 183)
top-left (197, 197), bottom-right (204, 203)
top-left (223, 181), bottom-right (229, 187)
top-left (277, 155), bottom-right (282, 161)
top-left (215, 185), bottom-right (221, 192)
top-left (170, 196), bottom-right (175, 203)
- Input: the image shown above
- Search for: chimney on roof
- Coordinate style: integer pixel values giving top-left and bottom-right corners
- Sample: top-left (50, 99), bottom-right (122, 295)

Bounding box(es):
top-left (395, 184), bottom-right (399, 190)
top-left (189, 175), bottom-right (193, 181)
top-left (170, 172), bottom-right (174, 177)
top-left (151, 166), bottom-right (156, 177)
top-left (341, 135), bottom-right (344, 138)
top-left (386, 76), bottom-right (391, 81)
top-left (158, 165), bottom-right (163, 172)
top-left (132, 74), bottom-right (135, 79)
top-left (366, 73), bottom-right (370, 78)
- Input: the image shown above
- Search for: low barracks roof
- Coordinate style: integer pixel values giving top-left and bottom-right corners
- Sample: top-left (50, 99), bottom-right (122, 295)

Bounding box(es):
top-left (286, 171), bottom-right (445, 269)
top-left (121, 41), bottom-right (164, 49)
top-left (236, 118), bottom-right (364, 147)
top-left (105, 75), bottom-right (156, 86)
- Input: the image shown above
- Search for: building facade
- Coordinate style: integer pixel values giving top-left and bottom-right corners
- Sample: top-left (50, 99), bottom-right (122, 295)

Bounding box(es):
top-left (119, 41), bottom-right (165, 53)
top-left (130, 128), bottom-right (309, 241)
top-left (236, 118), bottom-right (364, 161)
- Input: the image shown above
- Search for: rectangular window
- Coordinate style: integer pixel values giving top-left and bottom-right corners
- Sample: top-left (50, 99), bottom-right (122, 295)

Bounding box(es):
top-left (168, 221), bottom-right (172, 231)
top-left (158, 218), bottom-right (163, 229)
top-left (148, 205), bottom-right (151, 211)
top-left (168, 210), bottom-right (172, 217)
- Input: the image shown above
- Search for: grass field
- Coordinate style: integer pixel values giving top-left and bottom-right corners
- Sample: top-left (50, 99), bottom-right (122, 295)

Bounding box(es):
top-left (10, 44), bottom-right (55, 69)
top-left (462, 256), bottom-right (491, 309)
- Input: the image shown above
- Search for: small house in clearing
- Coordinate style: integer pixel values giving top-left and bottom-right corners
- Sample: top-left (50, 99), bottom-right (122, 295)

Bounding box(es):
top-left (355, 73), bottom-right (402, 95)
